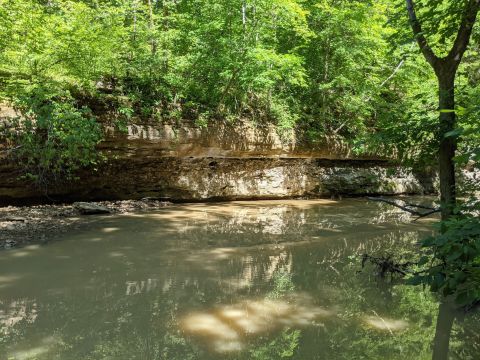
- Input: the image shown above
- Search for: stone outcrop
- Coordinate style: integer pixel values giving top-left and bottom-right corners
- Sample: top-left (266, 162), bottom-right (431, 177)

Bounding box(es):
top-left (73, 202), bottom-right (112, 215)
top-left (99, 120), bottom-right (368, 159)
top-left (0, 118), bottom-right (437, 204)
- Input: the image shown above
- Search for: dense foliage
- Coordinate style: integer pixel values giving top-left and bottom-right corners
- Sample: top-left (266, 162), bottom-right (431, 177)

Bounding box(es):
top-left (412, 200), bottom-right (480, 307)
top-left (393, 0), bottom-right (480, 313)
top-left (1, 0), bottom-right (478, 176)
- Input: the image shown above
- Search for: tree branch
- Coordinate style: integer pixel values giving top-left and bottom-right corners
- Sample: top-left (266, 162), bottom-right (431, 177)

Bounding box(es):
top-left (413, 208), bottom-right (442, 221)
top-left (446, 0), bottom-right (480, 66)
top-left (380, 58), bottom-right (405, 88)
top-left (368, 197), bottom-right (423, 216)
top-left (367, 197), bottom-right (440, 219)
top-left (361, 254), bottom-right (414, 278)
top-left (405, 0), bottom-right (439, 67)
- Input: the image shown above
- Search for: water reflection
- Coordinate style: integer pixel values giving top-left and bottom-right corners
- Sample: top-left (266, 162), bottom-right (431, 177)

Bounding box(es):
top-left (432, 302), bottom-right (456, 360)
top-left (181, 293), bottom-right (333, 353)
top-left (0, 199), bottom-right (477, 359)
top-left (363, 314), bottom-right (409, 333)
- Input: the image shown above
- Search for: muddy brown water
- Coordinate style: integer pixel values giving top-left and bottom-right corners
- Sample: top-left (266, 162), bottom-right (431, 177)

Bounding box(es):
top-left (0, 199), bottom-right (478, 359)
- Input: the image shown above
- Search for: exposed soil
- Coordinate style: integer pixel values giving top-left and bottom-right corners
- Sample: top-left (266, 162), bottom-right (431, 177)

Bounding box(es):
top-left (0, 199), bottom-right (171, 250)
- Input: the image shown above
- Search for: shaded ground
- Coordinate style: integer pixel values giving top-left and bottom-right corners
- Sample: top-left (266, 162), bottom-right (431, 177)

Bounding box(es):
top-left (0, 199), bottom-right (171, 249)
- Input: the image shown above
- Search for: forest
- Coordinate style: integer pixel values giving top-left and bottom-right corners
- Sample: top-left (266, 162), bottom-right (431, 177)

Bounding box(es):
top-left (0, 0), bottom-right (478, 174)
top-left (0, 0), bottom-right (479, 359)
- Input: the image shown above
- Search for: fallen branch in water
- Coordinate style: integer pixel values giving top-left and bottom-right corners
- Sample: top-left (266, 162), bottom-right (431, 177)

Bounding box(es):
top-left (0, 145), bottom-right (22, 154)
top-left (367, 197), bottom-right (441, 220)
top-left (361, 254), bottom-right (414, 279)
top-left (413, 208), bottom-right (442, 221)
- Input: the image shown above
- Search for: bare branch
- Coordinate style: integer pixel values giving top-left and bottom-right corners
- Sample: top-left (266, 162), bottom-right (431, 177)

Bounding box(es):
top-left (367, 197), bottom-right (440, 219)
top-left (380, 59), bottom-right (405, 87)
top-left (405, 0), bottom-right (439, 67)
top-left (413, 209), bottom-right (442, 221)
top-left (380, 43), bottom-right (416, 88)
top-left (401, 202), bottom-right (436, 210)
top-left (368, 197), bottom-right (423, 216)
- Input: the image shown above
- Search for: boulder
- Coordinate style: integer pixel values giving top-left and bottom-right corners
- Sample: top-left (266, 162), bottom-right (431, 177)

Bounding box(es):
top-left (74, 202), bottom-right (111, 215)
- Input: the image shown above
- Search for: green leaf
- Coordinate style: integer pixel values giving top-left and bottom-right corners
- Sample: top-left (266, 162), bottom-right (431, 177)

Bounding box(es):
top-left (444, 128), bottom-right (464, 138)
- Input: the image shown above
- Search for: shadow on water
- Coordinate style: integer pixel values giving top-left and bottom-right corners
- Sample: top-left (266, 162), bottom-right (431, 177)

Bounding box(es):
top-left (0, 198), bottom-right (478, 359)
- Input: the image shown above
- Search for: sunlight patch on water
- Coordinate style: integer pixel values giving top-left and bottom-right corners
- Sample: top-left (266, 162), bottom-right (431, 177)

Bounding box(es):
top-left (109, 251), bottom-right (124, 258)
top-left (364, 315), bottom-right (409, 332)
top-left (181, 294), bottom-right (333, 353)
top-left (7, 245), bottom-right (41, 258)
top-left (10, 251), bottom-right (32, 258)
top-left (8, 336), bottom-right (59, 360)
top-left (101, 227), bottom-right (120, 233)
top-left (0, 275), bottom-right (21, 285)
top-left (1, 300), bottom-right (38, 332)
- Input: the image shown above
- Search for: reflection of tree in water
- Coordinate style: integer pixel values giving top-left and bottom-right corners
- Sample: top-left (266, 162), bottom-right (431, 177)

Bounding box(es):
top-left (429, 302), bottom-right (480, 360)
top-left (451, 310), bottom-right (480, 360)
top-left (310, 230), bottom-right (479, 360)
top-left (0, 299), bottom-right (38, 347)
top-left (0, 200), bottom-right (478, 359)
top-left (173, 201), bottom-right (418, 249)
top-left (3, 251), bottom-right (476, 359)
top-left (2, 287), bottom-right (206, 359)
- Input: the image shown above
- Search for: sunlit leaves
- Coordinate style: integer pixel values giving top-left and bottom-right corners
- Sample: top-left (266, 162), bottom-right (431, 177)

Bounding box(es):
top-left (0, 0), bottom-right (478, 186)
top-left (409, 203), bottom-right (480, 307)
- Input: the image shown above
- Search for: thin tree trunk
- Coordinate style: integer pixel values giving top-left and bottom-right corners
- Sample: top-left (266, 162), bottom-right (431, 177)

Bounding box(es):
top-left (242, 1), bottom-right (247, 34)
top-left (147, 0), bottom-right (157, 55)
top-left (405, 0), bottom-right (480, 221)
top-left (437, 70), bottom-right (457, 220)
top-left (162, 2), bottom-right (170, 72)
top-left (133, 0), bottom-right (137, 42)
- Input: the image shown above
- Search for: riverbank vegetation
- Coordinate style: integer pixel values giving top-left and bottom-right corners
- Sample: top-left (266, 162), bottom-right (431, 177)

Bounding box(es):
top-left (0, 1), bottom-right (478, 174)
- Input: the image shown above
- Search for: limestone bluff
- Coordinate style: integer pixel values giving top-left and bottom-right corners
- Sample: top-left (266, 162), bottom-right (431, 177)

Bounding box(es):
top-left (0, 118), bottom-right (440, 204)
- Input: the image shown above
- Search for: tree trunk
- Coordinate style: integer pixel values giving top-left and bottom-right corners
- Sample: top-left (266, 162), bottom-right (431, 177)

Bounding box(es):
top-left (405, 0), bottom-right (480, 220)
top-left (432, 302), bottom-right (456, 360)
top-left (437, 70), bottom-right (457, 221)
top-left (147, 0), bottom-right (157, 56)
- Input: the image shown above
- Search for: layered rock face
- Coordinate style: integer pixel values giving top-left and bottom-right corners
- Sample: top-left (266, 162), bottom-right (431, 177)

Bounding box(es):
top-left (0, 120), bottom-right (436, 204)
